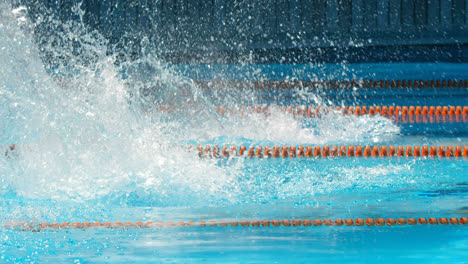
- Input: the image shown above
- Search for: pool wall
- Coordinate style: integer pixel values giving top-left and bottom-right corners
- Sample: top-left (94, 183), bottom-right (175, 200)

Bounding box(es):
top-left (13, 0), bottom-right (468, 63)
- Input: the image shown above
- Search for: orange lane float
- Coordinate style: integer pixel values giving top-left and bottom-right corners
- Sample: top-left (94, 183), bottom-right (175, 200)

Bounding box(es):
top-left (195, 79), bottom-right (468, 89)
top-left (7, 144), bottom-right (467, 159)
top-left (213, 105), bottom-right (468, 122)
top-left (196, 145), bottom-right (468, 158)
top-left (6, 217), bottom-right (467, 230)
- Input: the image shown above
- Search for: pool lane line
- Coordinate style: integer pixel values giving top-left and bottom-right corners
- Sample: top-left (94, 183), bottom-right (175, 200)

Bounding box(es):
top-left (5, 217), bottom-right (468, 230)
top-left (194, 145), bottom-right (468, 158)
top-left (4, 144), bottom-right (467, 159)
top-left (195, 79), bottom-right (468, 89)
top-left (214, 105), bottom-right (468, 122)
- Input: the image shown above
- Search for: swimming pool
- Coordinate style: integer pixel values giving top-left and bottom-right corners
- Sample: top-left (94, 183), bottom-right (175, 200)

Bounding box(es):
top-left (1, 80), bottom-right (467, 263)
top-left (1, 1), bottom-right (468, 263)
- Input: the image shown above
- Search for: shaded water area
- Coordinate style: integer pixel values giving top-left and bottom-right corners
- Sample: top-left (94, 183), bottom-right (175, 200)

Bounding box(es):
top-left (0, 0), bottom-right (467, 263)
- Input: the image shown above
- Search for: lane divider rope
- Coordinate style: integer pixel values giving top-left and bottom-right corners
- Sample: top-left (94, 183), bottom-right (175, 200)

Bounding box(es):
top-left (214, 105), bottom-right (468, 122)
top-left (193, 145), bottom-right (468, 158)
top-left (5, 144), bottom-right (468, 159)
top-left (5, 217), bottom-right (467, 230)
top-left (195, 79), bottom-right (468, 89)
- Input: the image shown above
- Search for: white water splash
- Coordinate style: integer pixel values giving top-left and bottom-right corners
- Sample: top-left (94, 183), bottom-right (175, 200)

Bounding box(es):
top-left (0, 1), bottom-right (401, 219)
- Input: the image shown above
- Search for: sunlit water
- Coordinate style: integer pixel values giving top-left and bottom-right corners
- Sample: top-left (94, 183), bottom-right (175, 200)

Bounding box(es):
top-left (0, 1), bottom-right (467, 263)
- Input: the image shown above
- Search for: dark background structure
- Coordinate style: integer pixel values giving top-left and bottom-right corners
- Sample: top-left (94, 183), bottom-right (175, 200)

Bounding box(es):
top-left (13, 0), bottom-right (468, 63)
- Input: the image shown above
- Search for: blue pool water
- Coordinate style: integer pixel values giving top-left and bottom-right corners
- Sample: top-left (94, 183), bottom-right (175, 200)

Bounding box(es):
top-left (0, 1), bottom-right (467, 263)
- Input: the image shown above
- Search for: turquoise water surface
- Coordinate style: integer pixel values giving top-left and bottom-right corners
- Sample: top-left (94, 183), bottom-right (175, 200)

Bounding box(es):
top-left (0, 1), bottom-right (467, 263)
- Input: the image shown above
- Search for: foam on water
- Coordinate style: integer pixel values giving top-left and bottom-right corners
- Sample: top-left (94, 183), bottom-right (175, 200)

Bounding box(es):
top-left (204, 108), bottom-right (398, 145)
top-left (0, 1), bottom-right (241, 208)
top-left (0, 1), bottom-right (402, 222)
